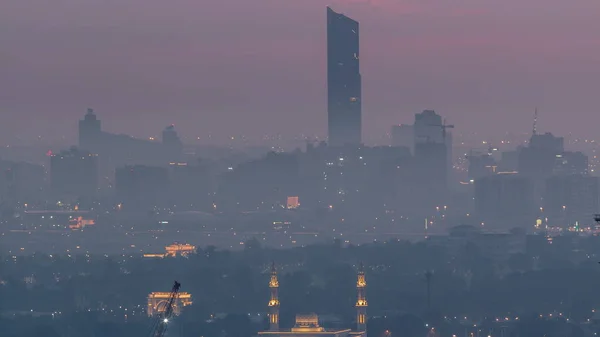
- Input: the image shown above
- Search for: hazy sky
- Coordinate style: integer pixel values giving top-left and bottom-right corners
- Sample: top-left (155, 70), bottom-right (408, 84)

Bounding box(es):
top-left (2, 0), bottom-right (600, 145)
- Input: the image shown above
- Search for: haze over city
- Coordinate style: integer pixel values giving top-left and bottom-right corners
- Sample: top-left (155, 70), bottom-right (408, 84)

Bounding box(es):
top-left (3, 0), bottom-right (600, 145)
top-left (4, 2), bottom-right (600, 337)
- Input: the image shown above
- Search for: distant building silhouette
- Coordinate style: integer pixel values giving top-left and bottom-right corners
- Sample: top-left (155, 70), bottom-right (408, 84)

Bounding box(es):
top-left (467, 150), bottom-right (497, 181)
top-left (499, 150), bottom-right (519, 172)
top-left (78, 108), bottom-right (101, 150)
top-left (413, 110), bottom-right (453, 186)
top-left (391, 124), bottom-right (414, 153)
top-left (544, 174), bottom-right (599, 225)
top-left (474, 173), bottom-right (535, 229)
top-left (414, 141), bottom-right (448, 206)
top-left (518, 132), bottom-right (566, 203)
top-left (414, 110), bottom-right (443, 144)
top-left (168, 162), bottom-right (216, 211)
top-left (327, 7), bottom-right (361, 147)
top-left (50, 147), bottom-right (98, 199)
top-left (162, 125), bottom-right (182, 150)
top-left (518, 132), bottom-right (564, 178)
top-left (529, 132), bottom-right (564, 152)
top-left (115, 165), bottom-right (169, 209)
top-left (554, 151), bottom-right (588, 175)
top-left (162, 125), bottom-right (183, 161)
top-left (0, 160), bottom-right (46, 203)
top-left (77, 109), bottom-right (183, 184)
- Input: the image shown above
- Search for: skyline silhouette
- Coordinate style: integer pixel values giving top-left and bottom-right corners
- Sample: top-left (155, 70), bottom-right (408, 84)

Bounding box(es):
top-left (2, 0), bottom-right (600, 145)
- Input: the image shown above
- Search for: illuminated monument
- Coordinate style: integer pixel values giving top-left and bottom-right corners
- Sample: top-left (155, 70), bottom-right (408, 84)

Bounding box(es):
top-left (259, 263), bottom-right (367, 337)
top-left (147, 291), bottom-right (193, 317)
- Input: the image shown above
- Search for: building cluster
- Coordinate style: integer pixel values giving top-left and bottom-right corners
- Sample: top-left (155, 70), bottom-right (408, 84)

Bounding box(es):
top-left (0, 7), bottom-right (596, 236)
top-left (29, 105), bottom-right (455, 225)
top-left (469, 131), bottom-right (597, 228)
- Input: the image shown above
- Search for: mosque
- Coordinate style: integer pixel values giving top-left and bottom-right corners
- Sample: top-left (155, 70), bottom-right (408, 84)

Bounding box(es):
top-left (258, 263), bottom-right (368, 337)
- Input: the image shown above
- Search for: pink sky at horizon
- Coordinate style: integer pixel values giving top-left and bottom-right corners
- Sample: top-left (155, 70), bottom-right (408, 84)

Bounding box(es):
top-left (1, 0), bottom-right (600, 145)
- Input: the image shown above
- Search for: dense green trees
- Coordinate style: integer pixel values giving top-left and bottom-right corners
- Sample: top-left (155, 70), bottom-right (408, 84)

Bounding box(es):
top-left (2, 235), bottom-right (600, 336)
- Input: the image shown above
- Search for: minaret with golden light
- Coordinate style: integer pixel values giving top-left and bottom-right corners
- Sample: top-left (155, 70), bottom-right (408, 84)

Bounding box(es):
top-left (356, 262), bottom-right (368, 333)
top-left (268, 262), bottom-right (280, 331)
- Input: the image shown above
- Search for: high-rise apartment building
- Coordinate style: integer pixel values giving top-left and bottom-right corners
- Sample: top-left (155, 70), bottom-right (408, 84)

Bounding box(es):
top-left (327, 7), bottom-right (361, 147)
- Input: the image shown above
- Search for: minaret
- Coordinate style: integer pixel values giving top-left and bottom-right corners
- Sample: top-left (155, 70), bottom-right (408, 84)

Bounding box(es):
top-left (356, 262), bottom-right (367, 333)
top-left (268, 262), bottom-right (280, 331)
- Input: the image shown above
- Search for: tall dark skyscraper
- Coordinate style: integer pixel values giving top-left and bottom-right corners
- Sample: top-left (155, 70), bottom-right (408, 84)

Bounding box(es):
top-left (327, 7), bottom-right (361, 147)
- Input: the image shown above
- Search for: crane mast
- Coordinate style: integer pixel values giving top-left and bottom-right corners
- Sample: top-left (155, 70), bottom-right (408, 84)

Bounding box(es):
top-left (148, 281), bottom-right (181, 337)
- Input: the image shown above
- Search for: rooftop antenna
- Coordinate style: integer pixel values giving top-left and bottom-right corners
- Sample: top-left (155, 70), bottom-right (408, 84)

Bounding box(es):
top-left (532, 107), bottom-right (538, 136)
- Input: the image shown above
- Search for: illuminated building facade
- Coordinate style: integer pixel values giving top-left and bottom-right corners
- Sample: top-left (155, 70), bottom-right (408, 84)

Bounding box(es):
top-left (286, 196), bottom-right (300, 209)
top-left (68, 216), bottom-right (95, 230)
top-left (327, 7), bottom-right (361, 147)
top-left (165, 243), bottom-right (196, 257)
top-left (143, 254), bottom-right (165, 258)
top-left (147, 291), bottom-right (192, 317)
top-left (143, 243), bottom-right (196, 258)
top-left (259, 263), bottom-right (366, 337)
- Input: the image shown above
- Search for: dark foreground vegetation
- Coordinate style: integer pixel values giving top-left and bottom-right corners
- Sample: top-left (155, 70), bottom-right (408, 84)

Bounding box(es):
top-left (2, 234), bottom-right (600, 337)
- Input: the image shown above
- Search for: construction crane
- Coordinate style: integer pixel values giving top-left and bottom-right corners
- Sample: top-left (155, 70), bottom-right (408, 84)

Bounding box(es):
top-left (428, 119), bottom-right (454, 140)
top-left (148, 281), bottom-right (181, 337)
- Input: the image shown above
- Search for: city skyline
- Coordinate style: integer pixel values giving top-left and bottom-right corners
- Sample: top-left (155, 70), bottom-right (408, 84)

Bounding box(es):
top-left (2, 0), bottom-right (600, 145)
top-left (4, 2), bottom-right (600, 336)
